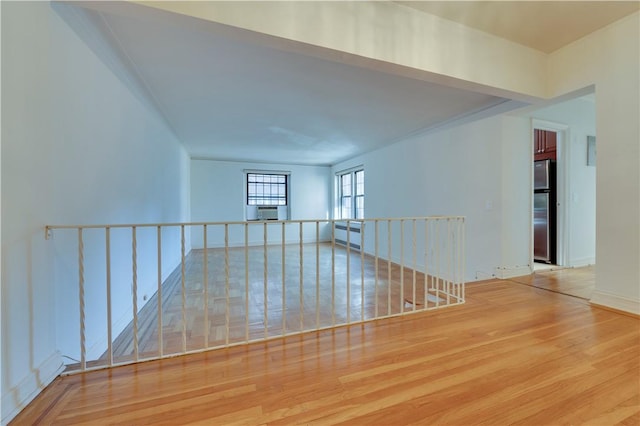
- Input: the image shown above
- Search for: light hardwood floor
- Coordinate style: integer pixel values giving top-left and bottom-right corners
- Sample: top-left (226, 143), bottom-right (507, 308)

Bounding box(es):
top-left (12, 275), bottom-right (639, 425)
top-left (97, 244), bottom-right (456, 367)
top-left (510, 265), bottom-right (595, 300)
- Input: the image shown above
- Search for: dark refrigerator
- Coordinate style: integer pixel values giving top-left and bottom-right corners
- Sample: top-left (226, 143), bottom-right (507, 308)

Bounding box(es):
top-left (534, 159), bottom-right (556, 264)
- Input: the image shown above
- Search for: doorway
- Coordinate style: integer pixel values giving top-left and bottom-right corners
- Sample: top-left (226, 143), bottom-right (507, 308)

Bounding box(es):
top-left (533, 129), bottom-right (557, 265)
top-left (525, 94), bottom-right (597, 295)
top-left (531, 119), bottom-right (568, 270)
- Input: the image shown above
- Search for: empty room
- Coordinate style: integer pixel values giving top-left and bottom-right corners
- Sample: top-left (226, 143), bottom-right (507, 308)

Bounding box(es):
top-left (2, 1), bottom-right (639, 425)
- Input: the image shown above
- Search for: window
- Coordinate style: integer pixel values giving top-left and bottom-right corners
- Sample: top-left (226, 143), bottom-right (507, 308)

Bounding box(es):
top-left (247, 173), bottom-right (287, 206)
top-left (355, 170), bottom-right (364, 219)
top-left (338, 168), bottom-right (364, 219)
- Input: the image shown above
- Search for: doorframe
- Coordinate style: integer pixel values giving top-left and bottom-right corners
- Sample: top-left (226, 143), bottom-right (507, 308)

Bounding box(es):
top-left (531, 119), bottom-right (570, 267)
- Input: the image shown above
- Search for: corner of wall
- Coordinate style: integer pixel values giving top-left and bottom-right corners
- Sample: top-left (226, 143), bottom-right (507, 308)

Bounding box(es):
top-left (1, 351), bottom-right (64, 425)
top-left (590, 291), bottom-right (640, 316)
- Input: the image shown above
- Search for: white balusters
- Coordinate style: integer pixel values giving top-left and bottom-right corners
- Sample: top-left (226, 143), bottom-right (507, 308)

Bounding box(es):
top-left (203, 224), bottom-right (209, 349)
top-left (132, 227), bottom-right (138, 361)
top-left (48, 216), bottom-right (465, 373)
top-left (78, 228), bottom-right (86, 371)
top-left (157, 226), bottom-right (163, 357)
top-left (106, 227), bottom-right (113, 366)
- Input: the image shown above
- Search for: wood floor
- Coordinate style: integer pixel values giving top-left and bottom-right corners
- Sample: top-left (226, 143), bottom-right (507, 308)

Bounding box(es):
top-left (510, 265), bottom-right (595, 300)
top-left (96, 244), bottom-right (457, 368)
top-left (13, 274), bottom-right (640, 425)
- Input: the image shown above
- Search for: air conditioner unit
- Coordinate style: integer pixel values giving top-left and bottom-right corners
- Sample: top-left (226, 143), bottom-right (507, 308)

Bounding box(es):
top-left (257, 206), bottom-right (279, 220)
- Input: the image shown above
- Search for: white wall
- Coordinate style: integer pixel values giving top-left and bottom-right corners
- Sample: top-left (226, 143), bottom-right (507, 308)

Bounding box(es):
top-left (528, 97), bottom-right (597, 266)
top-left (332, 115), bottom-right (529, 282)
top-left (1, 4), bottom-right (638, 425)
top-left (549, 13), bottom-right (639, 313)
top-left (329, 96), bottom-right (598, 283)
top-left (190, 159), bottom-right (331, 248)
top-left (334, 96), bottom-right (598, 281)
top-left (499, 115), bottom-right (533, 277)
top-left (332, 11), bottom-right (640, 313)
top-left (1, 2), bottom-right (189, 423)
top-left (0, 2), bottom-right (4, 417)
top-left (143, 0), bottom-right (639, 314)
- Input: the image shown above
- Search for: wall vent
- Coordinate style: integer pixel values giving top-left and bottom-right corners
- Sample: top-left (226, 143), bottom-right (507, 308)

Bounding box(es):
top-left (334, 221), bottom-right (362, 250)
top-left (257, 206), bottom-right (278, 220)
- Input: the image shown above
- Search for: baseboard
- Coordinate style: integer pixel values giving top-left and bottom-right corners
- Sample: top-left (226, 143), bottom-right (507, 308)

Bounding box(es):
top-left (1, 351), bottom-right (64, 425)
top-left (193, 238), bottom-right (331, 250)
top-left (569, 257), bottom-right (595, 268)
top-left (494, 265), bottom-right (532, 279)
top-left (334, 238), bottom-right (361, 250)
top-left (590, 290), bottom-right (640, 316)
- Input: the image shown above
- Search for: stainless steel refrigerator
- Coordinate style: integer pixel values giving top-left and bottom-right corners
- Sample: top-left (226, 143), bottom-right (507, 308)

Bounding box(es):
top-left (534, 159), bottom-right (556, 263)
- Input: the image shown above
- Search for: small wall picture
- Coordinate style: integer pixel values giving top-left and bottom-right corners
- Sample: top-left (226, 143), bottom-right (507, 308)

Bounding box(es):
top-left (587, 135), bottom-right (596, 166)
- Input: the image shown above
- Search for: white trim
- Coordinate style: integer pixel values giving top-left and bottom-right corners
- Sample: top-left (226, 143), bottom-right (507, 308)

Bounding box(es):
top-left (1, 351), bottom-right (64, 425)
top-left (590, 291), bottom-right (640, 316)
top-left (243, 170), bottom-right (291, 221)
top-left (0, 0), bottom-right (3, 418)
top-left (242, 168), bottom-right (291, 175)
top-left (334, 164), bottom-right (364, 176)
top-left (531, 119), bottom-right (569, 132)
top-left (336, 168), bottom-right (364, 220)
top-left (494, 265), bottom-right (533, 279)
top-left (334, 220), bottom-right (363, 229)
top-left (195, 238), bottom-right (331, 250)
top-left (568, 257), bottom-right (596, 268)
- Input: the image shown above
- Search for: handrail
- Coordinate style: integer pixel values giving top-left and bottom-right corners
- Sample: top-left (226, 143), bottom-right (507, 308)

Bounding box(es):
top-left (45, 216), bottom-right (465, 235)
top-left (46, 216), bottom-right (465, 374)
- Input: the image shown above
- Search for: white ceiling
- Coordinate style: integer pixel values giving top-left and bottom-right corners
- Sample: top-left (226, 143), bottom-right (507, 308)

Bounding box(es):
top-left (60, 1), bottom-right (637, 166)
top-left (97, 9), bottom-right (507, 166)
top-left (397, 1), bottom-right (639, 53)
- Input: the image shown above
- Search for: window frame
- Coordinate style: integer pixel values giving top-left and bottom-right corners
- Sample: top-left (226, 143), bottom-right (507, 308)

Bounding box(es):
top-left (246, 172), bottom-right (288, 207)
top-left (337, 167), bottom-right (364, 220)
